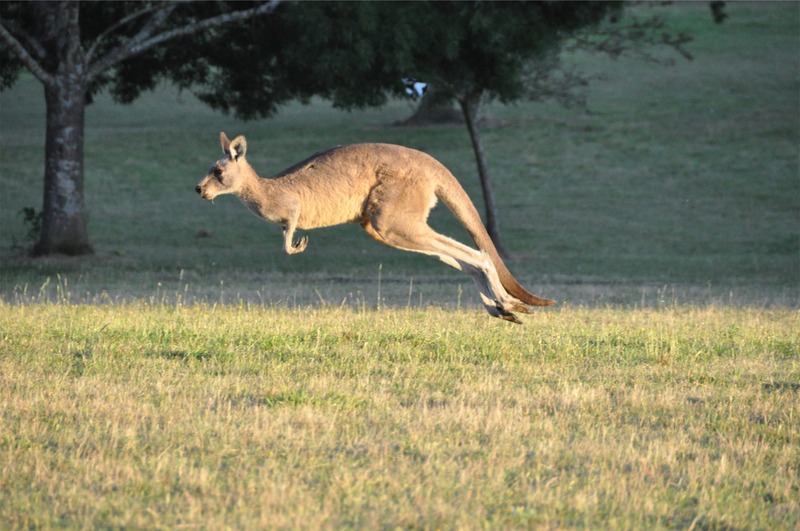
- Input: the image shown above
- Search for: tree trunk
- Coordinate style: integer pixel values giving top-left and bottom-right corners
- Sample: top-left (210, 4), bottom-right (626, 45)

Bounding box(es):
top-left (34, 78), bottom-right (92, 256)
top-left (459, 94), bottom-right (510, 258)
top-left (32, 2), bottom-right (92, 256)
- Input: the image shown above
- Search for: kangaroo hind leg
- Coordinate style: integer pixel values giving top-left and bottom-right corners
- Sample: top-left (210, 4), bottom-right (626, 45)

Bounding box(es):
top-left (423, 231), bottom-right (530, 321)
top-left (366, 214), bottom-right (527, 322)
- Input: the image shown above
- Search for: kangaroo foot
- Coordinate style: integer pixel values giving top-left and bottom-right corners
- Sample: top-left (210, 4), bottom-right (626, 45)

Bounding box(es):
top-left (494, 295), bottom-right (530, 315)
top-left (496, 306), bottom-right (522, 324)
top-left (505, 299), bottom-right (531, 314)
top-left (483, 303), bottom-right (522, 324)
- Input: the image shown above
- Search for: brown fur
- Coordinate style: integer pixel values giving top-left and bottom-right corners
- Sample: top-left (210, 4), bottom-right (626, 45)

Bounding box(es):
top-left (195, 132), bottom-right (554, 322)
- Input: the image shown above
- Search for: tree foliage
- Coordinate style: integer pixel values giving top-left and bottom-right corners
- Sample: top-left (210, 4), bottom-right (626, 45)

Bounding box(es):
top-left (157, 2), bottom-right (619, 118)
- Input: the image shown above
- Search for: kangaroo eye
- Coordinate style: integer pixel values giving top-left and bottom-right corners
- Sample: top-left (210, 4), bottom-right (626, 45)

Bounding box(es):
top-left (213, 167), bottom-right (223, 180)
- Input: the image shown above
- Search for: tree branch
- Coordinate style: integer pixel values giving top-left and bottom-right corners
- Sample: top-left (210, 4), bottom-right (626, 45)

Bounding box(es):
top-left (85, 4), bottom-right (171, 64)
top-left (1, 17), bottom-right (46, 63)
top-left (0, 21), bottom-right (54, 85)
top-left (87, 1), bottom-right (281, 82)
top-left (522, 49), bottom-right (597, 109)
top-left (88, 3), bottom-right (177, 82)
top-left (568, 14), bottom-right (694, 65)
top-left (133, 0), bottom-right (282, 52)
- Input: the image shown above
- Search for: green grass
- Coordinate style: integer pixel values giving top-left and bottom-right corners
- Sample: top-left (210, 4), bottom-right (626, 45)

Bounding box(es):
top-left (0, 3), bottom-right (798, 529)
top-left (1, 302), bottom-right (798, 529)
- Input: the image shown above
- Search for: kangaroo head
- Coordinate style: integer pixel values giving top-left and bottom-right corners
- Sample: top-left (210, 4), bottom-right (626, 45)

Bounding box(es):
top-left (195, 132), bottom-right (249, 201)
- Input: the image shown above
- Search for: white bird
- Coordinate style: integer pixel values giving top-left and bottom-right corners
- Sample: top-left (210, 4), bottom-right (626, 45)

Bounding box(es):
top-left (402, 78), bottom-right (428, 100)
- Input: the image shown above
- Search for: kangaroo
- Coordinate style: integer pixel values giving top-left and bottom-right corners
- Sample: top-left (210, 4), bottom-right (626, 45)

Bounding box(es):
top-left (195, 132), bottom-right (555, 323)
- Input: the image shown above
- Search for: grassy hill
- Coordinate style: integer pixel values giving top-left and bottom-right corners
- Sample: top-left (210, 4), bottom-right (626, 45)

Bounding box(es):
top-left (1, 3), bottom-right (797, 309)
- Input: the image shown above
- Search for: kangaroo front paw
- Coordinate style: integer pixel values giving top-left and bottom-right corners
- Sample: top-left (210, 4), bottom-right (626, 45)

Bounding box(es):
top-left (288, 236), bottom-right (308, 254)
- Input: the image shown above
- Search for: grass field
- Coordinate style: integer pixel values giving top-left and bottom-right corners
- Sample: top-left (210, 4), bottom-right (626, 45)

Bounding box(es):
top-left (1, 303), bottom-right (798, 528)
top-left (1, 3), bottom-right (798, 529)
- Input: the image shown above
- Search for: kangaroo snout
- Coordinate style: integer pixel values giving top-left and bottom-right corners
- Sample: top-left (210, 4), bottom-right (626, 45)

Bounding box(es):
top-left (195, 179), bottom-right (214, 200)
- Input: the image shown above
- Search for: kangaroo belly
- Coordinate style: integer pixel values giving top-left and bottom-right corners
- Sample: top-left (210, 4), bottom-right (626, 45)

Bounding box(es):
top-left (296, 198), bottom-right (363, 228)
top-left (290, 184), bottom-right (368, 229)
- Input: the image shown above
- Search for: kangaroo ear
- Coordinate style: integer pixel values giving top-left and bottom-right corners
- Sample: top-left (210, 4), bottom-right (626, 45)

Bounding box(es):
top-left (220, 132), bottom-right (231, 154)
top-left (229, 135), bottom-right (247, 161)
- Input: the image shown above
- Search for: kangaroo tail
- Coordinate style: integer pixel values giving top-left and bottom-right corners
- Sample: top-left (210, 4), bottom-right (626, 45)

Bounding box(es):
top-left (435, 171), bottom-right (555, 307)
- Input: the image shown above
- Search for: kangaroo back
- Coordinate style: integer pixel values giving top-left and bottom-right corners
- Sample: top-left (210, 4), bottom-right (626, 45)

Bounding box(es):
top-left (435, 171), bottom-right (555, 307)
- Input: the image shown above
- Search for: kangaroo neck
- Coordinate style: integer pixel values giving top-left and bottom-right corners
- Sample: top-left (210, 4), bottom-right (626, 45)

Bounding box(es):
top-left (235, 164), bottom-right (283, 221)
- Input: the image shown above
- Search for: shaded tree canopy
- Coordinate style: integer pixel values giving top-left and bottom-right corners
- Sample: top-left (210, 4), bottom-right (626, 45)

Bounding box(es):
top-left (161, 1), bottom-right (619, 119)
top-left (0, 2), bottom-right (282, 102)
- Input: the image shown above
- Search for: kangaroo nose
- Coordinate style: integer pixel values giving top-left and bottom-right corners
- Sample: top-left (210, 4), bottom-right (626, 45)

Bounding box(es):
top-left (195, 185), bottom-right (202, 195)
